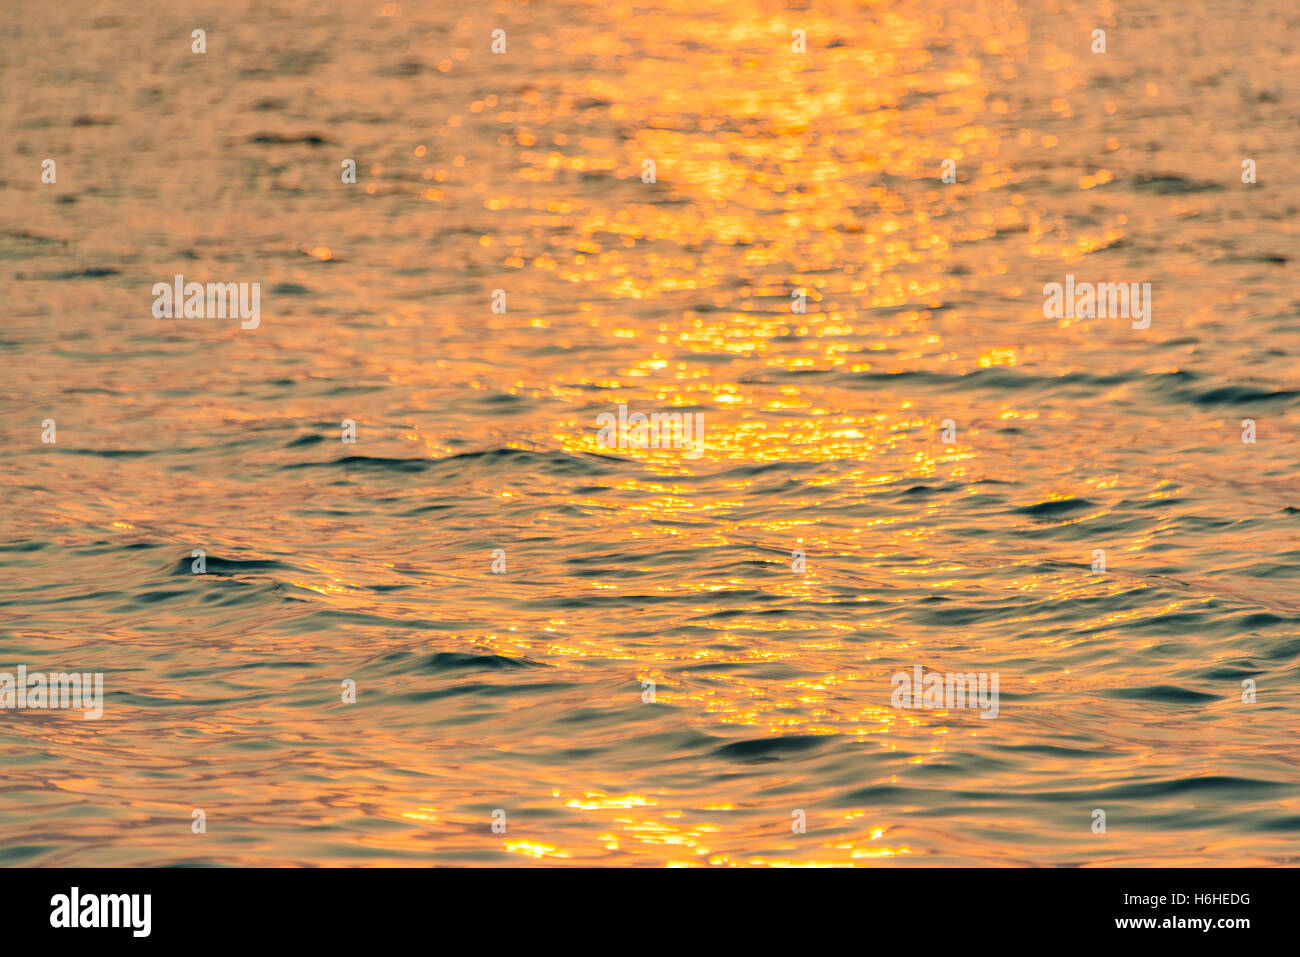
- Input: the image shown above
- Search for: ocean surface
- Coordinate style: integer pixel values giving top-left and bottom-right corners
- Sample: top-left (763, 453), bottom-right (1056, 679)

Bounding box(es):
top-left (1, 0), bottom-right (1298, 866)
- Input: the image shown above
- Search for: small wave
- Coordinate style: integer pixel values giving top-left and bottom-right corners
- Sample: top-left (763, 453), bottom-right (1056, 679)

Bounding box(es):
top-left (1099, 684), bottom-right (1219, 703)
top-left (171, 554), bottom-right (294, 576)
top-left (1015, 497), bottom-right (1096, 517)
top-left (421, 651), bottom-right (542, 671)
top-left (712, 734), bottom-right (826, 761)
top-left (1128, 173), bottom-right (1222, 194)
top-left (282, 448), bottom-right (621, 477)
top-left (246, 132), bottom-right (332, 145)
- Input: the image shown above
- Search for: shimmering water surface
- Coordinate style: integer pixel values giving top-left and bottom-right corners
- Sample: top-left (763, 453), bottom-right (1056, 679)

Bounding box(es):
top-left (2, 0), bottom-right (1299, 866)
